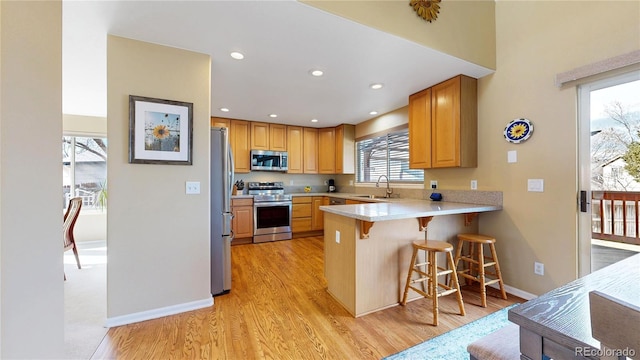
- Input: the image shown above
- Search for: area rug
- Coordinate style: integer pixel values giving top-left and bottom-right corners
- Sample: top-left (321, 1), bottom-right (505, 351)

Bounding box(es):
top-left (384, 304), bottom-right (518, 360)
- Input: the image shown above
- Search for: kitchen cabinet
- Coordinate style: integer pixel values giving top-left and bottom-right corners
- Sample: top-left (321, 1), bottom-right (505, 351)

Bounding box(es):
top-left (335, 124), bottom-right (355, 174)
top-left (230, 120), bottom-right (251, 173)
top-left (211, 116), bottom-right (230, 128)
top-left (231, 198), bottom-right (253, 244)
top-left (269, 124), bottom-right (287, 151)
top-left (251, 122), bottom-right (287, 151)
top-left (292, 196), bottom-right (313, 233)
top-left (311, 196), bottom-right (325, 230)
top-left (408, 88), bottom-right (432, 169)
top-left (287, 126), bottom-right (304, 174)
top-left (318, 128), bottom-right (336, 174)
top-left (250, 122), bottom-right (269, 150)
top-left (303, 128), bottom-right (318, 174)
top-left (409, 75), bottom-right (477, 169)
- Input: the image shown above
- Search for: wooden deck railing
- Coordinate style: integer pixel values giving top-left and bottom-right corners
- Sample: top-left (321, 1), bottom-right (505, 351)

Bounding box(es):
top-left (592, 191), bottom-right (640, 245)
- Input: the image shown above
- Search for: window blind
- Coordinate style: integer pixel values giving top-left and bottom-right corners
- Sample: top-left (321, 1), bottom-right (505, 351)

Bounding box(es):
top-left (356, 129), bottom-right (424, 183)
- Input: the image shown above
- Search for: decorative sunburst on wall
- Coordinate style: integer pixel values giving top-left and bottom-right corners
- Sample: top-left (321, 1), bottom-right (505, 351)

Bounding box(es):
top-left (410, 0), bottom-right (441, 23)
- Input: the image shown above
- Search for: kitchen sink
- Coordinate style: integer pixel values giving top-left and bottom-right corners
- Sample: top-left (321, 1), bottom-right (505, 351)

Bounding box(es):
top-left (354, 195), bottom-right (385, 199)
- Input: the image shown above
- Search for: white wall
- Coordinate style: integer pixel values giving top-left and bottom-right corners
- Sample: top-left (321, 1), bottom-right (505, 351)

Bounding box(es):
top-left (0, 1), bottom-right (64, 357)
top-left (106, 36), bottom-right (212, 320)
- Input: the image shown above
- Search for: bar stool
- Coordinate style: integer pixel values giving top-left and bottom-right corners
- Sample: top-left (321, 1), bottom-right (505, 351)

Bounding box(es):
top-left (401, 240), bottom-right (466, 326)
top-left (454, 233), bottom-right (507, 307)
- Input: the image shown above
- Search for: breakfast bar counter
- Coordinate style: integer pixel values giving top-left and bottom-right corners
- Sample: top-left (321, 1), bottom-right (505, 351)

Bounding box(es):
top-left (319, 200), bottom-right (501, 317)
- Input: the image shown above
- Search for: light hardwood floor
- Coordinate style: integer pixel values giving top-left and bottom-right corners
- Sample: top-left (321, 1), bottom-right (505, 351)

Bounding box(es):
top-left (92, 236), bottom-right (523, 359)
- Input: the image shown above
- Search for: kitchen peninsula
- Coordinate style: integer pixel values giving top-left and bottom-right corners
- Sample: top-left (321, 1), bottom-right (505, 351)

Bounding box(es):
top-left (320, 200), bottom-right (501, 317)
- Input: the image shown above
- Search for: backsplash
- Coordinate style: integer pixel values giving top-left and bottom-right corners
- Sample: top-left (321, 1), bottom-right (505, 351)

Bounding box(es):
top-left (234, 172), bottom-right (502, 206)
top-left (233, 172), bottom-right (335, 195)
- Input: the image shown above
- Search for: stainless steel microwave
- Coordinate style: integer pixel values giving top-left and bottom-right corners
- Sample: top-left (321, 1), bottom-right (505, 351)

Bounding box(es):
top-left (250, 150), bottom-right (288, 172)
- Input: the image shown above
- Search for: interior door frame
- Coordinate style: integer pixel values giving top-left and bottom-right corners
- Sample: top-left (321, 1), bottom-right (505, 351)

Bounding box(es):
top-left (577, 70), bottom-right (640, 277)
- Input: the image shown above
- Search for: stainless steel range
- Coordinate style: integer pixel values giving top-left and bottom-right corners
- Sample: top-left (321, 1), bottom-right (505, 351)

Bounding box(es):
top-left (248, 181), bottom-right (292, 243)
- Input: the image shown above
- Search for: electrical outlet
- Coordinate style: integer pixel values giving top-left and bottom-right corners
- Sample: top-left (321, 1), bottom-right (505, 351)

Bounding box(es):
top-left (430, 180), bottom-right (438, 189)
top-left (324, 180), bottom-right (328, 185)
top-left (471, 180), bottom-right (478, 190)
top-left (185, 181), bottom-right (200, 194)
top-left (534, 262), bottom-right (544, 276)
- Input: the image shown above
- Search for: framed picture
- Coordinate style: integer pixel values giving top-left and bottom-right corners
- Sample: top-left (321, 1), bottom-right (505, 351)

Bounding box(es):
top-left (129, 95), bottom-right (193, 165)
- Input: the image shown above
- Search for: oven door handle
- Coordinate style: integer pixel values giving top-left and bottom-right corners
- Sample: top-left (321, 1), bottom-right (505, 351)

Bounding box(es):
top-left (254, 201), bottom-right (292, 207)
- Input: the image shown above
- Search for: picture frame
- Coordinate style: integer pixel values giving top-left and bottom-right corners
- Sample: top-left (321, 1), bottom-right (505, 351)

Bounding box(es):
top-left (129, 95), bottom-right (193, 165)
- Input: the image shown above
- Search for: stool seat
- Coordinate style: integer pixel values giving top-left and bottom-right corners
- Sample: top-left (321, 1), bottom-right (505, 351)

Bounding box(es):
top-left (457, 233), bottom-right (496, 244)
top-left (401, 239), bottom-right (465, 326)
top-left (454, 233), bottom-right (507, 307)
top-left (412, 240), bottom-right (453, 252)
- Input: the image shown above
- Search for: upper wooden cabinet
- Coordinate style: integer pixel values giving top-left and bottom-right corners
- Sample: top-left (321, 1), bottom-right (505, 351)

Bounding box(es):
top-left (287, 126), bottom-right (304, 174)
top-left (335, 124), bottom-right (355, 174)
top-left (318, 128), bottom-right (336, 174)
top-left (409, 88), bottom-right (432, 169)
top-left (269, 124), bottom-right (287, 151)
top-left (250, 122), bottom-right (269, 150)
top-left (409, 75), bottom-right (477, 169)
top-left (250, 122), bottom-right (287, 151)
top-left (230, 119), bottom-right (251, 173)
top-left (227, 118), bottom-right (354, 175)
top-left (211, 117), bottom-right (230, 128)
top-left (303, 128), bottom-right (318, 174)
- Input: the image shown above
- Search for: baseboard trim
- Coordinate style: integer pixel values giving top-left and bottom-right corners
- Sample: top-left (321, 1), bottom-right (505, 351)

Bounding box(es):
top-left (105, 296), bottom-right (214, 328)
top-left (489, 282), bottom-right (537, 301)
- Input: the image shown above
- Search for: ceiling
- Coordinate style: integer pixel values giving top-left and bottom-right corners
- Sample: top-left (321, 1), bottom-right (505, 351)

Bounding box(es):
top-left (63, 0), bottom-right (493, 128)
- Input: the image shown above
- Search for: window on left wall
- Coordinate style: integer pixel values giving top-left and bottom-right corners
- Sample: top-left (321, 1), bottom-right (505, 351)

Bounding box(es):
top-left (63, 136), bottom-right (107, 211)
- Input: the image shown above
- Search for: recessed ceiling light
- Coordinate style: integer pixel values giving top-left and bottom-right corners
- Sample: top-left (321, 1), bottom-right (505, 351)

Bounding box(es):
top-left (370, 83), bottom-right (384, 90)
top-left (310, 69), bottom-right (324, 77)
top-left (220, 108), bottom-right (230, 112)
top-left (230, 52), bottom-right (244, 60)
top-left (311, 119), bottom-right (318, 123)
top-left (369, 111), bottom-right (378, 115)
top-left (269, 114), bottom-right (278, 118)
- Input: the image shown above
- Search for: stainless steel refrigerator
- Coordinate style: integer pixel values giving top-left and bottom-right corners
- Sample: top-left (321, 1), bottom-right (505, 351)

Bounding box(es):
top-left (211, 127), bottom-right (234, 296)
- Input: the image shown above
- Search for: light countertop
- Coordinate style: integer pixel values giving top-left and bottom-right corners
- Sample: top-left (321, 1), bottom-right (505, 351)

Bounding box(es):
top-left (319, 200), bottom-right (501, 222)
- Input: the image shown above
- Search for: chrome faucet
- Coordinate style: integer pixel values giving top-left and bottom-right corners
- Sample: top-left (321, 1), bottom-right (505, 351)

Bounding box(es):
top-left (376, 175), bottom-right (393, 198)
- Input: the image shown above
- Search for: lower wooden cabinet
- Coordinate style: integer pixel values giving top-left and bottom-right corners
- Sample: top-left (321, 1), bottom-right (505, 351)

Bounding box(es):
top-left (231, 198), bottom-right (253, 244)
top-left (292, 197), bottom-right (313, 233)
top-left (292, 196), bottom-right (326, 235)
top-left (312, 196), bottom-right (325, 230)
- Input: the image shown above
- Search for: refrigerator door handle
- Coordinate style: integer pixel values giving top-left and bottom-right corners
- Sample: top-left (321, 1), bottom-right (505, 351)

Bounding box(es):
top-left (222, 212), bottom-right (233, 236)
top-left (228, 146), bottom-right (235, 195)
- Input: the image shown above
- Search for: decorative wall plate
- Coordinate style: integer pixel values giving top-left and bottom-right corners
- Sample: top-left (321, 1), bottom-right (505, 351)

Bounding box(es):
top-left (410, 0), bottom-right (441, 23)
top-left (504, 118), bottom-right (533, 144)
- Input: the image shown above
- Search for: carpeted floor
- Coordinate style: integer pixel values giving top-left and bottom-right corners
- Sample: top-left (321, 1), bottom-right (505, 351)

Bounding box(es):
top-left (64, 240), bottom-right (108, 360)
top-left (384, 304), bottom-right (518, 360)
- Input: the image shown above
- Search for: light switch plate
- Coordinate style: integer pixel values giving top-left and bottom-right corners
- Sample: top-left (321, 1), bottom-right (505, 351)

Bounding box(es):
top-left (186, 181), bottom-right (200, 194)
top-left (508, 150), bottom-right (517, 163)
top-left (528, 179), bottom-right (544, 192)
